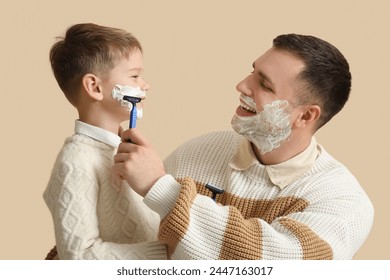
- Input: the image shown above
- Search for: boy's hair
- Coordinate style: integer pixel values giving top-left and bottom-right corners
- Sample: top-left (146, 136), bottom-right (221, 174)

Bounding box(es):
top-left (273, 34), bottom-right (351, 129)
top-left (50, 23), bottom-right (142, 106)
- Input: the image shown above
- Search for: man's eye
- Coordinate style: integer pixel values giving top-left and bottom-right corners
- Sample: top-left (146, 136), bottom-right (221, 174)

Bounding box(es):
top-left (131, 75), bottom-right (139, 79)
top-left (261, 82), bottom-right (272, 92)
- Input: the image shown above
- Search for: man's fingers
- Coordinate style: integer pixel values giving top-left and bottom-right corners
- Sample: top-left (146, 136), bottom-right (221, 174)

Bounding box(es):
top-left (114, 152), bottom-right (128, 164)
top-left (113, 130), bottom-right (165, 197)
top-left (116, 140), bottom-right (142, 154)
top-left (118, 125), bottom-right (124, 136)
top-left (112, 162), bottom-right (127, 180)
top-left (121, 128), bottom-right (150, 146)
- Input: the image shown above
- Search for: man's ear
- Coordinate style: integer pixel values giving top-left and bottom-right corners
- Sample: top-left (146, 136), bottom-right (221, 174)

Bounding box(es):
top-left (81, 73), bottom-right (103, 101)
top-left (294, 105), bottom-right (321, 128)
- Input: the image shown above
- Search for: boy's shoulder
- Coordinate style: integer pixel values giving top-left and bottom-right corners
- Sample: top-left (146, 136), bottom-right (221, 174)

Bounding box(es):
top-left (56, 134), bottom-right (113, 166)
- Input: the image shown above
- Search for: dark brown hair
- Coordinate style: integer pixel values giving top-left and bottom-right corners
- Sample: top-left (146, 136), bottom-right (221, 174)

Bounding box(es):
top-left (273, 34), bottom-right (351, 129)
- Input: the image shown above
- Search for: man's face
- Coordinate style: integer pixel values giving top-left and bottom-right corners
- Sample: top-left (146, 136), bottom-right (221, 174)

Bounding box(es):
top-left (232, 47), bottom-right (306, 154)
top-left (235, 47), bottom-right (305, 116)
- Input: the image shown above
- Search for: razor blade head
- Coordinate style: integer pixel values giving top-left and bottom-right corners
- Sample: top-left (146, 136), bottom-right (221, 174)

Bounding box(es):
top-left (112, 85), bottom-right (145, 119)
top-left (123, 95), bottom-right (141, 103)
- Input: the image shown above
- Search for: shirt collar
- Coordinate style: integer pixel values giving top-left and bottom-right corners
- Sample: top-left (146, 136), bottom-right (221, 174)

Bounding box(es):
top-left (74, 120), bottom-right (121, 148)
top-left (229, 136), bottom-right (319, 189)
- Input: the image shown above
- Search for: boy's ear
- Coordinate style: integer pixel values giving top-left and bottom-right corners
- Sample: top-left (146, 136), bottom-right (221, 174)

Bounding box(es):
top-left (81, 73), bottom-right (103, 101)
top-left (294, 105), bottom-right (321, 128)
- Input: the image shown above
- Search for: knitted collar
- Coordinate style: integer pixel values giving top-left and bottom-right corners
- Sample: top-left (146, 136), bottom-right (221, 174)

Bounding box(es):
top-left (74, 120), bottom-right (121, 148)
top-left (229, 136), bottom-right (319, 189)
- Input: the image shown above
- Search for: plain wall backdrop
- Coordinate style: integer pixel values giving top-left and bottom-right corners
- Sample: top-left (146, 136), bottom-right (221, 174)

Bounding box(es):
top-left (0, 0), bottom-right (389, 259)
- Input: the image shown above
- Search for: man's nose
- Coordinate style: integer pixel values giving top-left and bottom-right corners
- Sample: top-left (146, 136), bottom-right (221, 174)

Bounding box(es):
top-left (235, 75), bottom-right (252, 96)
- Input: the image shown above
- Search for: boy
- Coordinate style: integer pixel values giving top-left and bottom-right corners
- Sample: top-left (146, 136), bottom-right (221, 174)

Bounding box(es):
top-left (43, 23), bottom-right (166, 259)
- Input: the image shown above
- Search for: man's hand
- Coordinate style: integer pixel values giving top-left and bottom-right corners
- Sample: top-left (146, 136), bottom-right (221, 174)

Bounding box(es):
top-left (113, 128), bottom-right (166, 197)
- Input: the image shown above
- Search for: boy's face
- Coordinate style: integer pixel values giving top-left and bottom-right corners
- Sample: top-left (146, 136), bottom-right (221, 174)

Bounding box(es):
top-left (100, 49), bottom-right (149, 122)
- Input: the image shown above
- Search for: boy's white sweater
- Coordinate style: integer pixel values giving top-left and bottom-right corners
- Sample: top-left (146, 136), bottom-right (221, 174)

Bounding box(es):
top-left (43, 121), bottom-right (166, 259)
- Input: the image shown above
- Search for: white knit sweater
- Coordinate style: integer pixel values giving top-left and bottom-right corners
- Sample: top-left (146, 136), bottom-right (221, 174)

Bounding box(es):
top-left (43, 121), bottom-right (166, 259)
top-left (144, 130), bottom-right (374, 259)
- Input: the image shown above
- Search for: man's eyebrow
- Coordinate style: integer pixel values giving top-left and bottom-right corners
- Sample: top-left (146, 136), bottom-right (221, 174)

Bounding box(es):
top-left (252, 62), bottom-right (274, 85)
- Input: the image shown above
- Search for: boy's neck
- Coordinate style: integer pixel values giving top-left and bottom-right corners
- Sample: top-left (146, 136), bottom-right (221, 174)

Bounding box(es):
top-left (78, 112), bottom-right (122, 137)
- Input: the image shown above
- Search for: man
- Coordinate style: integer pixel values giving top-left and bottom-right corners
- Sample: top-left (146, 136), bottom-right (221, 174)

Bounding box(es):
top-left (113, 34), bottom-right (374, 259)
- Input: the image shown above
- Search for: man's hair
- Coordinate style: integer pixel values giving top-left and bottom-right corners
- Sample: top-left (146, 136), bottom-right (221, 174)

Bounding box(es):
top-left (49, 23), bottom-right (142, 106)
top-left (273, 34), bottom-right (351, 129)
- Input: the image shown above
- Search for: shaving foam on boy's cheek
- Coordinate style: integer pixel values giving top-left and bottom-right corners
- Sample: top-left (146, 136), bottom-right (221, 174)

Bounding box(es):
top-left (111, 85), bottom-right (146, 118)
top-left (231, 99), bottom-right (292, 154)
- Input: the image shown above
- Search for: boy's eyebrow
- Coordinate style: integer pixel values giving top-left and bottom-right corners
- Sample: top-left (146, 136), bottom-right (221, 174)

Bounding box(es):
top-left (252, 62), bottom-right (274, 85)
top-left (128, 67), bottom-right (143, 72)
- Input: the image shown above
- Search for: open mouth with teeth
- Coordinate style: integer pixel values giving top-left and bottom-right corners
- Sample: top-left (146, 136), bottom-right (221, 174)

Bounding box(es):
top-left (240, 100), bottom-right (257, 114)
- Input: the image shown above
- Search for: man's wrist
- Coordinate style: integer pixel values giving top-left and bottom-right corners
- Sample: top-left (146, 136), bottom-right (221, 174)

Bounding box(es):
top-left (144, 174), bottom-right (182, 220)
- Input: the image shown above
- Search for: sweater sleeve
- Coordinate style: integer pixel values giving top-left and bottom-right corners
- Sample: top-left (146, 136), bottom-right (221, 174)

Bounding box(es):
top-left (44, 157), bottom-right (166, 260)
top-left (144, 175), bottom-right (373, 260)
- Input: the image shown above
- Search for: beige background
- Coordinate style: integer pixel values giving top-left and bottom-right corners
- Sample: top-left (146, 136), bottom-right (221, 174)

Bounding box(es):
top-left (0, 0), bottom-right (388, 259)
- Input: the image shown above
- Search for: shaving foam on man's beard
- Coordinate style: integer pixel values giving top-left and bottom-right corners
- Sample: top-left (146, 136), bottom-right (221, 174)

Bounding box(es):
top-left (231, 96), bottom-right (292, 154)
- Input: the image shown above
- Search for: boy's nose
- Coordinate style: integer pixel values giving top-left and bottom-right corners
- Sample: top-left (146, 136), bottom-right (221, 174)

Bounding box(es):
top-left (141, 80), bottom-right (150, 92)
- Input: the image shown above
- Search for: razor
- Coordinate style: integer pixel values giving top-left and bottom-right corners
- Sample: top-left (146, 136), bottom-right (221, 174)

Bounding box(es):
top-left (112, 85), bottom-right (146, 128)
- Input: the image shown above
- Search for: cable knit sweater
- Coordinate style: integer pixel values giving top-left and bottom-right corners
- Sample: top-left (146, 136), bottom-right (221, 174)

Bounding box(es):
top-left (43, 121), bottom-right (166, 260)
top-left (144, 130), bottom-right (374, 259)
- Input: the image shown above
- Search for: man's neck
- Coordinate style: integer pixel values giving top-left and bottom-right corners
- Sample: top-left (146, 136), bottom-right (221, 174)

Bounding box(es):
top-left (252, 134), bottom-right (312, 165)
